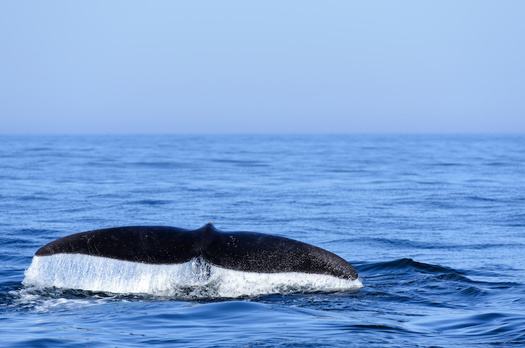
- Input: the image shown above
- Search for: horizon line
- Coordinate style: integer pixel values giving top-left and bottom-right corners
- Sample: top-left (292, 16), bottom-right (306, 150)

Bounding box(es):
top-left (1, 132), bottom-right (524, 136)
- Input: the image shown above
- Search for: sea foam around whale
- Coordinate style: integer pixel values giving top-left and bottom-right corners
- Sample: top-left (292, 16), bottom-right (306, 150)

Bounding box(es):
top-left (23, 254), bottom-right (362, 298)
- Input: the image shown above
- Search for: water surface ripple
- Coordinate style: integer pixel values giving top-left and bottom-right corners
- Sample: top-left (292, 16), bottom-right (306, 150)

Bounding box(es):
top-left (1, 134), bottom-right (524, 347)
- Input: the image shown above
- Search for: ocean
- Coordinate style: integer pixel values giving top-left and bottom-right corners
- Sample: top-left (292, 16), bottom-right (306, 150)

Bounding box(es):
top-left (0, 134), bottom-right (524, 347)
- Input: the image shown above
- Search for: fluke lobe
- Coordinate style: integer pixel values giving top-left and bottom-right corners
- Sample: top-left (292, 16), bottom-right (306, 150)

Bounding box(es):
top-left (35, 223), bottom-right (358, 280)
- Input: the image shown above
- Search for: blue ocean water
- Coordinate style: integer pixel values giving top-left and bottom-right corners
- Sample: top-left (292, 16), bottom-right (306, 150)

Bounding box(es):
top-left (1, 134), bottom-right (524, 347)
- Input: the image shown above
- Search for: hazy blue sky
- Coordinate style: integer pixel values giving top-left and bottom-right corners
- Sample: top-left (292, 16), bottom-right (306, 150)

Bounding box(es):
top-left (1, 1), bottom-right (524, 134)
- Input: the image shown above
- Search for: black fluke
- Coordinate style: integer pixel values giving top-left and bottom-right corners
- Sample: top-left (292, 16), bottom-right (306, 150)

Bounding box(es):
top-left (36, 223), bottom-right (358, 280)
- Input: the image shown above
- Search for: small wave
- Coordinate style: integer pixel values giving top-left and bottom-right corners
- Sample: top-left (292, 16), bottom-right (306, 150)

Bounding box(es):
top-left (127, 161), bottom-right (192, 170)
top-left (430, 162), bottom-right (466, 167)
top-left (210, 159), bottom-right (269, 167)
top-left (23, 254), bottom-right (362, 299)
top-left (357, 258), bottom-right (469, 280)
top-left (486, 161), bottom-right (513, 167)
top-left (342, 237), bottom-right (440, 250)
top-left (409, 311), bottom-right (525, 343)
top-left (17, 195), bottom-right (51, 202)
top-left (341, 237), bottom-right (514, 251)
top-left (12, 290), bottom-right (101, 312)
top-left (128, 199), bottom-right (172, 206)
top-left (466, 195), bottom-right (500, 202)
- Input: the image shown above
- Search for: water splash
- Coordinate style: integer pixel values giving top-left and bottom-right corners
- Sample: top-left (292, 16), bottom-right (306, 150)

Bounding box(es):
top-left (23, 254), bottom-right (362, 299)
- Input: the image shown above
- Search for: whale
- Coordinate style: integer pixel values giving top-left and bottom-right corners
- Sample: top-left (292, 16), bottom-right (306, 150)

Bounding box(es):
top-left (33, 223), bottom-right (358, 280)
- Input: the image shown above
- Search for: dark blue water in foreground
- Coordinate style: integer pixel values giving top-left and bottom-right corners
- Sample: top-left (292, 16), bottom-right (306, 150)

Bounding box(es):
top-left (1, 134), bottom-right (524, 347)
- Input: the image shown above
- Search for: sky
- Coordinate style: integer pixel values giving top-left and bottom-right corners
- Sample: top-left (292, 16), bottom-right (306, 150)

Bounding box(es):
top-left (1, 1), bottom-right (524, 134)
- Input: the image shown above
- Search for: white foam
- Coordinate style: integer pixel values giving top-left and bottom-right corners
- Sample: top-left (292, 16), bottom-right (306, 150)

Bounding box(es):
top-left (23, 254), bottom-right (362, 298)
